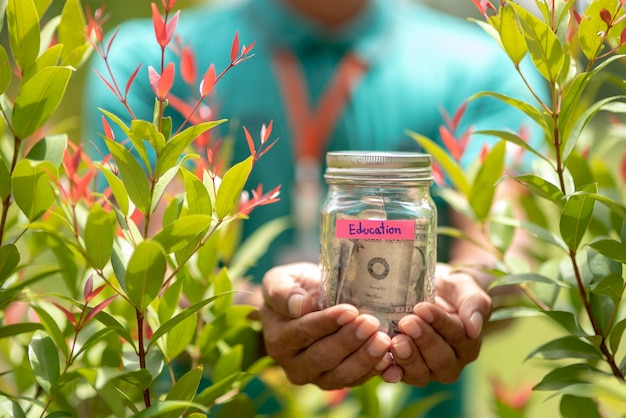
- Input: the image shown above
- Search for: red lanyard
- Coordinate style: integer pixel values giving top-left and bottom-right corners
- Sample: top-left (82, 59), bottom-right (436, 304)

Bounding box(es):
top-left (272, 48), bottom-right (368, 162)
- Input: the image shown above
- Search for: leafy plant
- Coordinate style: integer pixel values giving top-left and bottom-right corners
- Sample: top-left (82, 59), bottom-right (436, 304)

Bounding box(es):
top-left (410, 0), bottom-right (626, 416)
top-left (0, 0), bottom-right (283, 416)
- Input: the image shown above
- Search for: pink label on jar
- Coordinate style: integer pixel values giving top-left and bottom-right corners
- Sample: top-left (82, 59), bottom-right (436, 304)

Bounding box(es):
top-left (336, 219), bottom-right (415, 240)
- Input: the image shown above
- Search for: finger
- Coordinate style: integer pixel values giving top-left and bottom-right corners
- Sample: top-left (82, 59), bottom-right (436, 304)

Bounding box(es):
top-left (262, 262), bottom-right (322, 318)
top-left (389, 333), bottom-right (429, 386)
top-left (436, 271), bottom-right (492, 339)
top-left (396, 310), bottom-right (461, 384)
top-left (260, 303), bottom-right (359, 356)
top-left (313, 330), bottom-right (392, 389)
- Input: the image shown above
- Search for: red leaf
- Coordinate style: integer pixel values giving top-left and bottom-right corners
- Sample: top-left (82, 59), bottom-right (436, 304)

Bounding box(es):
top-left (621, 154), bottom-right (626, 182)
top-left (230, 31), bottom-right (239, 62)
top-left (450, 102), bottom-right (468, 132)
top-left (180, 46), bottom-right (197, 85)
top-left (101, 115), bottom-right (115, 140)
top-left (439, 126), bottom-right (461, 161)
top-left (621, 27), bottom-right (626, 46)
top-left (200, 64), bottom-right (216, 96)
top-left (479, 143), bottom-right (489, 162)
top-left (84, 295), bottom-right (118, 325)
top-left (125, 64), bottom-right (143, 97)
top-left (243, 125), bottom-right (255, 156)
top-left (151, 3), bottom-right (166, 47)
top-left (86, 284), bottom-right (106, 304)
top-left (149, 63), bottom-right (175, 100)
top-left (260, 120), bottom-right (273, 144)
top-left (52, 302), bottom-right (77, 328)
top-left (600, 8), bottom-right (612, 26)
top-left (242, 41), bottom-right (256, 56)
top-left (164, 11), bottom-right (180, 47)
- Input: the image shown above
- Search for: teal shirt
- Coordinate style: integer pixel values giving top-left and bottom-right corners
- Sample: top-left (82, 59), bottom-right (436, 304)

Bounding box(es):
top-left (83, 1), bottom-right (544, 416)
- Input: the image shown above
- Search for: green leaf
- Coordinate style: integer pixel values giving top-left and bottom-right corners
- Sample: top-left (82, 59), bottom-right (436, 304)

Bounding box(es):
top-left (130, 119), bottom-right (165, 155)
top-left (533, 364), bottom-right (598, 391)
top-left (216, 394), bottom-right (255, 418)
top-left (0, 45), bottom-right (10, 94)
top-left (58, 0), bottom-right (87, 67)
top-left (182, 167), bottom-right (211, 215)
top-left (590, 273), bottom-right (624, 302)
top-left (469, 141), bottom-right (505, 221)
top-left (589, 239), bottom-right (626, 263)
top-left (499, 4), bottom-right (528, 64)
top-left (106, 140), bottom-right (151, 214)
top-left (7, 0), bottom-right (40, 71)
top-left (165, 313), bottom-right (196, 359)
top-left (0, 243), bottom-right (19, 285)
top-left (407, 130), bottom-right (469, 195)
top-left (164, 367), bottom-right (203, 418)
top-left (609, 318), bottom-right (626, 354)
top-left (31, 304), bottom-right (69, 359)
top-left (213, 345), bottom-right (243, 383)
top-left (578, 0), bottom-right (616, 60)
top-left (99, 166), bottom-right (130, 216)
top-left (489, 273), bottom-right (566, 289)
top-left (560, 395), bottom-right (602, 418)
top-left (510, 2), bottom-right (564, 81)
top-left (133, 401), bottom-right (208, 418)
top-left (25, 134), bottom-right (67, 167)
top-left (148, 293), bottom-right (228, 350)
top-left (562, 95), bottom-right (626, 163)
top-left (22, 43), bottom-right (63, 83)
top-left (93, 311), bottom-right (136, 351)
top-left (12, 159), bottom-right (57, 221)
top-left (156, 120), bottom-right (225, 177)
top-left (544, 310), bottom-right (588, 337)
top-left (488, 307), bottom-right (542, 322)
top-left (73, 328), bottom-right (118, 360)
top-left (490, 216), bottom-right (569, 252)
top-left (28, 331), bottom-right (60, 395)
top-left (476, 129), bottom-right (552, 167)
top-left (152, 214), bottom-right (213, 253)
top-left (560, 184), bottom-right (597, 251)
top-left (12, 66), bottom-right (73, 139)
top-left (508, 174), bottom-right (565, 207)
top-left (215, 156), bottom-right (253, 219)
top-left (0, 397), bottom-right (26, 418)
top-left (0, 322), bottom-right (43, 338)
top-left (0, 156), bottom-right (10, 200)
top-left (195, 372), bottom-right (244, 406)
top-left (212, 268), bottom-right (232, 315)
top-left (151, 165), bottom-right (179, 215)
top-left (590, 291), bottom-right (614, 337)
top-left (84, 204), bottom-right (116, 270)
top-left (229, 216), bottom-right (290, 279)
top-left (527, 336), bottom-right (602, 360)
top-left (125, 240), bottom-right (166, 311)
top-left (33, 0), bottom-right (50, 17)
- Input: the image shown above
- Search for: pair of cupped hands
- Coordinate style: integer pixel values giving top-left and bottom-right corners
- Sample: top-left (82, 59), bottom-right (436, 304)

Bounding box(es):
top-left (256, 262), bottom-right (492, 390)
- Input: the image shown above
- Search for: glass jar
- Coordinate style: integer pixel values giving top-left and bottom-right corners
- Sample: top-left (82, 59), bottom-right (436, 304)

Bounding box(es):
top-left (320, 151), bottom-right (437, 336)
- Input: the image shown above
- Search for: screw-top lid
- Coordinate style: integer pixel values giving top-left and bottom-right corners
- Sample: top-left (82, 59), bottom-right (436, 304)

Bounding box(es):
top-left (324, 151), bottom-right (433, 184)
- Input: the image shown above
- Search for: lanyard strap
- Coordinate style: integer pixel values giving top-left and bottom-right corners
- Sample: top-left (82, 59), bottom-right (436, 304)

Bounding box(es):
top-left (272, 48), bottom-right (368, 162)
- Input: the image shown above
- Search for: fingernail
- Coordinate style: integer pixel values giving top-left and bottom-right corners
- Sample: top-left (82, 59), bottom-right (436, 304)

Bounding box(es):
top-left (337, 309), bottom-right (357, 326)
top-left (420, 308), bottom-right (434, 324)
top-left (356, 319), bottom-right (377, 341)
top-left (402, 319), bottom-right (422, 339)
top-left (368, 335), bottom-right (389, 358)
top-left (382, 367), bottom-right (403, 384)
top-left (287, 294), bottom-right (303, 318)
top-left (393, 339), bottom-right (412, 359)
top-left (470, 312), bottom-right (483, 336)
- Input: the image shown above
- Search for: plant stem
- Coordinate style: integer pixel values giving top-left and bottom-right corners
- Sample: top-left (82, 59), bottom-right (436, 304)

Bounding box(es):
top-left (568, 250), bottom-right (624, 380)
top-left (0, 135), bottom-right (21, 245)
top-left (136, 309), bottom-right (152, 407)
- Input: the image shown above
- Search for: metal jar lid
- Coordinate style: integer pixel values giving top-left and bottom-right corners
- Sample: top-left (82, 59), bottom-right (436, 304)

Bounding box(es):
top-left (324, 151), bottom-right (433, 184)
